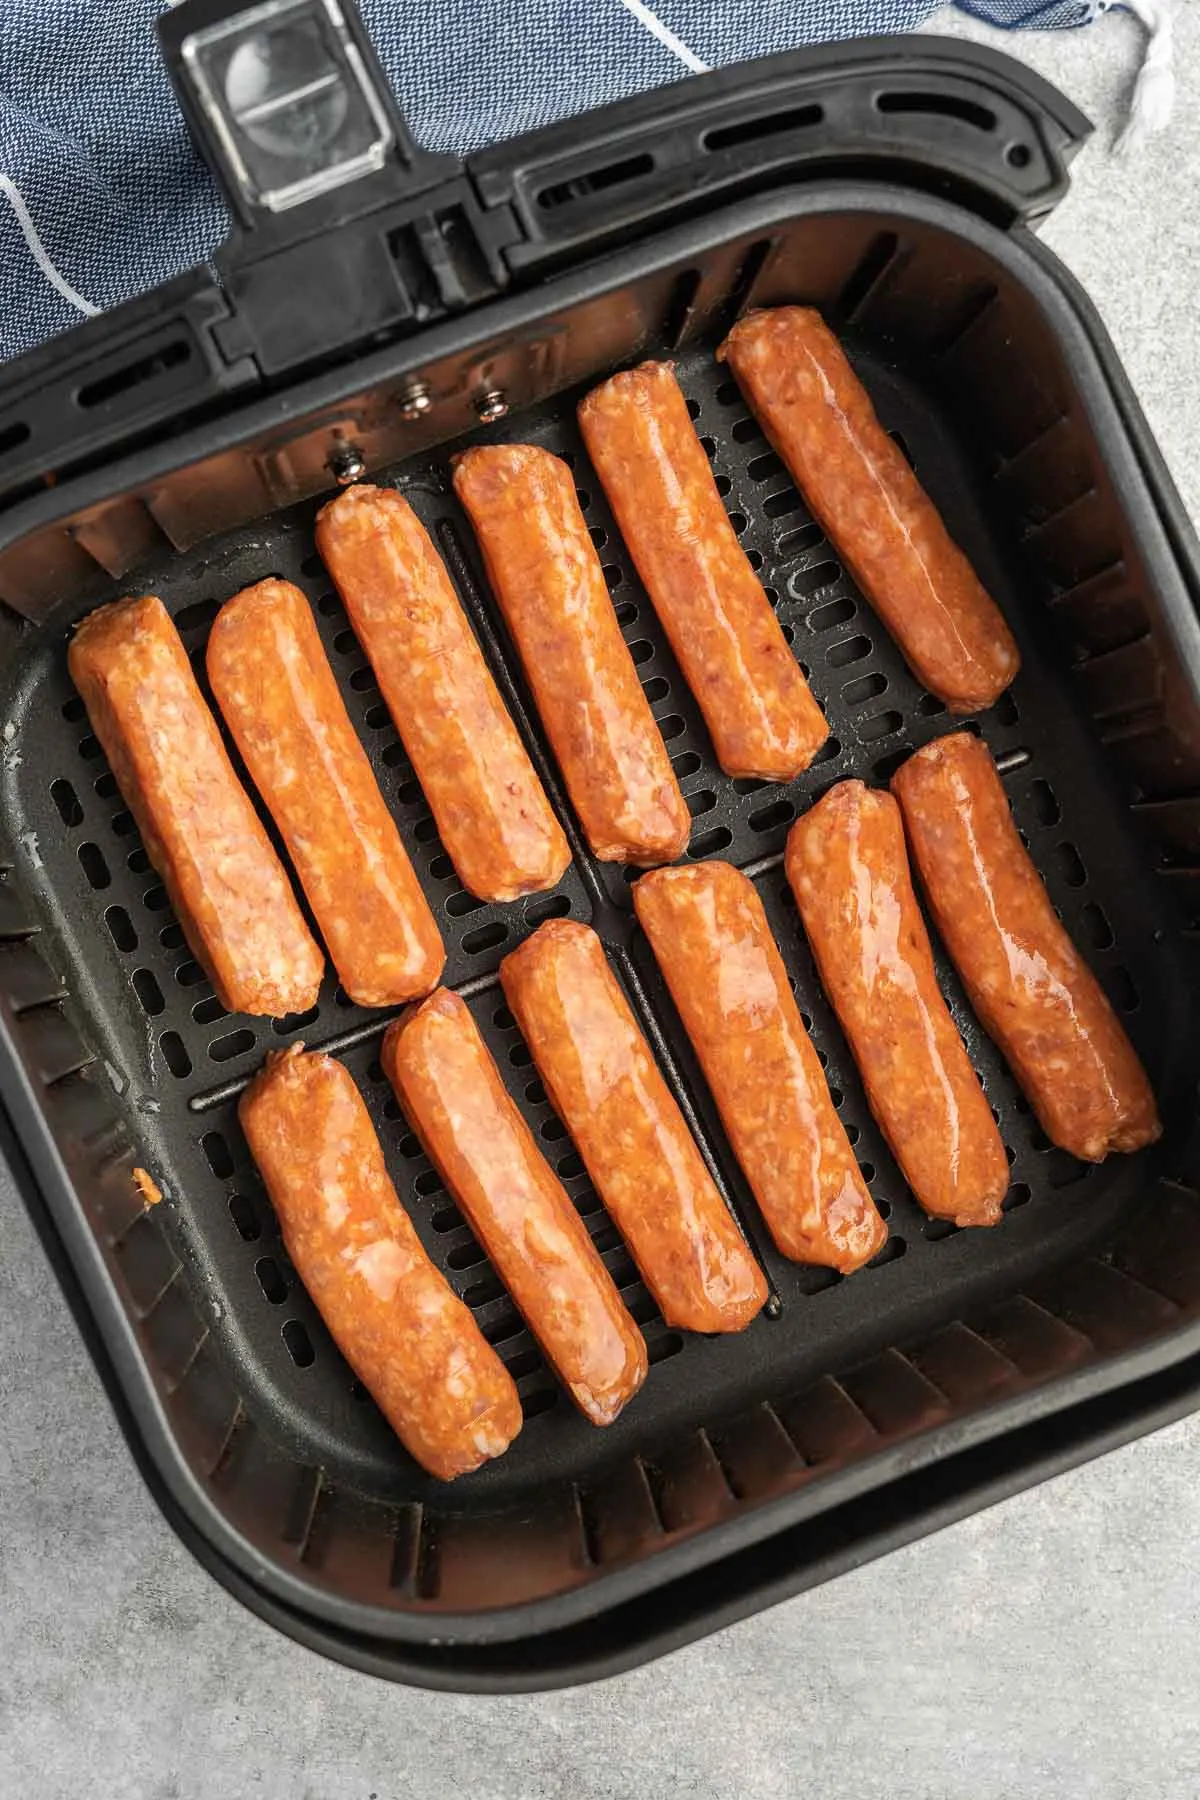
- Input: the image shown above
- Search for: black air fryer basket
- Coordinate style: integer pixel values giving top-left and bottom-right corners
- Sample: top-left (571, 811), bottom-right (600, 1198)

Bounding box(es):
top-left (2, 0), bottom-right (1199, 1690)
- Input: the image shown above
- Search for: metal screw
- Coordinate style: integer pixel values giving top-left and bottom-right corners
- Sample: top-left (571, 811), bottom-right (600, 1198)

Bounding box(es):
top-left (398, 381), bottom-right (432, 421)
top-left (476, 388), bottom-right (509, 424)
top-left (327, 443), bottom-right (366, 485)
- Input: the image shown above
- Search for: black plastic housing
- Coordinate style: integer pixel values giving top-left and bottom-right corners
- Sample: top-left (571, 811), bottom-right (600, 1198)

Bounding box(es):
top-left (1, 17), bottom-right (1199, 1690)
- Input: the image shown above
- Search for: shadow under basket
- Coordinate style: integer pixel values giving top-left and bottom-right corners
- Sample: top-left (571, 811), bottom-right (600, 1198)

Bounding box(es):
top-left (1, 31), bottom-right (1200, 1690)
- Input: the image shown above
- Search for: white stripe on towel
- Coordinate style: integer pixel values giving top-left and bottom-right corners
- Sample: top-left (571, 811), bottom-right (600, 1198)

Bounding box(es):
top-left (617, 0), bottom-right (709, 74)
top-left (0, 176), bottom-right (99, 318)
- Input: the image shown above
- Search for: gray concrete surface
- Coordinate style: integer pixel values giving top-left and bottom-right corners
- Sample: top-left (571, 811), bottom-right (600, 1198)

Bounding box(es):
top-left (2, 9), bottom-right (1198, 1798)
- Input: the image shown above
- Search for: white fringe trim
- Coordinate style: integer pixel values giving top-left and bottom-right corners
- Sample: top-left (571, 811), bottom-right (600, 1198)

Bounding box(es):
top-left (617, 0), bottom-right (709, 74)
top-left (1115, 0), bottom-right (1176, 154)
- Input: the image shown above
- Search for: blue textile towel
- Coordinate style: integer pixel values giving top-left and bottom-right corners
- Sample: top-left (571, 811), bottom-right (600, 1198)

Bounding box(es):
top-left (0, 0), bottom-right (1108, 363)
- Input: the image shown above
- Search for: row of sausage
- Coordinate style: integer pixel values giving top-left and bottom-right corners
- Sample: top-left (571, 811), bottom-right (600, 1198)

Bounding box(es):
top-left (68, 306), bottom-right (1021, 1022)
top-left (240, 732), bottom-right (1158, 1480)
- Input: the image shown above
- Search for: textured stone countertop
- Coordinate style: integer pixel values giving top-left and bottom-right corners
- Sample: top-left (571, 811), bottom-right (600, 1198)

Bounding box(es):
top-left (3, 8), bottom-right (1198, 1797)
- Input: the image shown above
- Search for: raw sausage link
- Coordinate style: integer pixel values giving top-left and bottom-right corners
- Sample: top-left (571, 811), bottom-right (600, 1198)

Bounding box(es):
top-left (383, 988), bottom-right (648, 1425)
top-left (315, 486), bottom-right (570, 902)
top-left (578, 361), bottom-right (829, 780)
top-left (633, 862), bottom-right (886, 1273)
top-left (893, 732), bottom-right (1160, 1161)
top-left (719, 308), bottom-right (1019, 714)
top-left (68, 594), bottom-right (323, 1017)
top-left (500, 919), bottom-right (768, 1332)
top-left (240, 1046), bottom-right (521, 1481)
top-left (208, 579), bottom-right (445, 1008)
top-left (453, 444), bottom-right (691, 866)
top-left (786, 782), bottom-right (1009, 1227)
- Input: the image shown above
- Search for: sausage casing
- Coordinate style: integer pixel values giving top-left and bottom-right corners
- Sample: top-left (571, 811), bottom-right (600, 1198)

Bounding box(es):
top-left (68, 594), bottom-right (323, 1017)
top-left (453, 444), bottom-right (690, 866)
top-left (315, 486), bottom-right (570, 903)
top-left (207, 579), bottom-right (445, 1008)
top-left (500, 919), bottom-right (768, 1333)
top-left (578, 362), bottom-right (829, 780)
top-left (892, 732), bottom-right (1160, 1161)
top-left (786, 782), bottom-right (1009, 1227)
top-left (383, 989), bottom-right (648, 1425)
top-left (719, 308), bottom-right (1019, 714)
top-left (239, 1046), bottom-right (521, 1480)
top-left (633, 862), bottom-right (886, 1272)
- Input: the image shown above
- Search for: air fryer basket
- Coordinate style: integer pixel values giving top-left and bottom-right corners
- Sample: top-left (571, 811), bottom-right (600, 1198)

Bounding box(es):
top-left (1, 15), bottom-right (1199, 1688)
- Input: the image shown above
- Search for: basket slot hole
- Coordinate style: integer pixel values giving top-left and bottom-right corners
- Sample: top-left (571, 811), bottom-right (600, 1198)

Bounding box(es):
top-left (807, 598), bottom-right (856, 635)
top-left (778, 526), bottom-right (825, 562)
top-left (255, 1256), bottom-right (288, 1303)
top-left (382, 741), bottom-right (411, 769)
top-left (749, 798), bottom-right (795, 834)
top-left (76, 338), bottom-right (191, 410)
top-left (826, 634), bottom-right (872, 669)
top-left (414, 1168), bottom-right (444, 1198)
top-left (94, 771), bottom-right (119, 800)
top-left (763, 486), bottom-right (807, 520)
top-left (730, 415), bottom-right (765, 445)
top-left (228, 1192), bottom-right (260, 1240)
top-left (428, 854), bottom-right (456, 881)
top-left (462, 920), bottom-right (507, 956)
top-left (1053, 841), bottom-right (1087, 888)
top-left (641, 676), bottom-right (670, 704)
top-left (842, 671), bottom-right (888, 707)
top-left (713, 473), bottom-right (732, 497)
top-left (689, 825), bottom-right (734, 858)
top-left (462, 1272), bottom-right (505, 1308)
top-left (601, 564), bottom-right (624, 593)
top-left (348, 665), bottom-right (378, 693)
top-left (613, 600), bottom-right (638, 626)
top-left (503, 1346), bottom-right (543, 1383)
top-left (61, 694), bottom-right (87, 723)
top-left (192, 995), bottom-right (226, 1025)
top-left (332, 627), bottom-right (358, 655)
top-left (131, 968), bottom-right (165, 1017)
top-left (430, 1204), bottom-right (463, 1234)
top-left (317, 592), bottom-right (344, 618)
top-left (78, 842), bottom-right (111, 889)
top-left (174, 959), bottom-right (207, 988)
top-left (104, 905), bottom-right (137, 952)
top-left (1105, 965), bottom-right (1140, 1012)
top-left (174, 598), bottom-right (220, 634)
top-left (525, 892), bottom-right (570, 926)
top-left (363, 702), bottom-right (389, 730)
top-left (143, 884), bottom-right (171, 912)
top-left (590, 525), bottom-right (609, 549)
top-left (917, 693), bottom-right (947, 717)
top-left (160, 1030), bottom-right (192, 1078)
top-left (686, 789), bottom-right (717, 818)
top-left (282, 1320), bottom-right (315, 1366)
top-left (491, 1003), bottom-right (515, 1030)
top-left (445, 889), bottom-right (486, 918)
top-left (51, 779), bottom-right (83, 826)
top-left (480, 1306), bottom-right (523, 1349)
top-left (1081, 902), bottom-right (1114, 950)
top-left (556, 1149), bottom-right (584, 1180)
top-left (202, 1131), bottom-right (235, 1179)
top-left (210, 1028), bottom-right (256, 1063)
top-left (789, 558), bottom-right (840, 597)
top-left (540, 1116), bottom-right (569, 1143)
top-left (412, 815), bottom-right (440, 845)
top-left (1030, 778), bottom-right (1061, 826)
top-left (446, 1238), bottom-right (488, 1272)
top-left (127, 848), bottom-right (151, 875)
top-left (671, 750), bottom-right (703, 780)
top-left (159, 922), bottom-right (186, 951)
top-left (747, 450), bottom-right (784, 483)
top-left (524, 1078), bottom-right (547, 1105)
top-left (272, 1005), bottom-right (319, 1036)
top-left (857, 710), bottom-right (903, 744)
top-left (728, 511), bottom-right (748, 537)
top-left (627, 638), bottom-right (654, 667)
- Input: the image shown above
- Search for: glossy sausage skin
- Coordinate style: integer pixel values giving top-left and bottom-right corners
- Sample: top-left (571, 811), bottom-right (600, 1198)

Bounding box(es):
top-left (208, 579), bottom-right (445, 1007)
top-left (787, 782), bottom-right (1009, 1227)
top-left (383, 989), bottom-right (648, 1425)
top-left (315, 486), bottom-right (570, 902)
top-left (633, 862), bottom-right (886, 1272)
top-left (719, 309), bottom-right (1019, 714)
top-left (893, 733), bottom-right (1160, 1161)
top-left (240, 1046), bottom-right (521, 1481)
top-left (578, 362), bottom-right (829, 780)
top-left (500, 919), bottom-right (768, 1332)
top-left (68, 595), bottom-right (323, 1017)
top-left (453, 445), bottom-right (690, 866)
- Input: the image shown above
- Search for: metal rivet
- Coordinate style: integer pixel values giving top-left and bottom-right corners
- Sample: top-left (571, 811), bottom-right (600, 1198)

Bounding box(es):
top-left (327, 444), bottom-right (366, 485)
top-left (398, 381), bottom-right (432, 421)
top-left (476, 388), bottom-right (509, 424)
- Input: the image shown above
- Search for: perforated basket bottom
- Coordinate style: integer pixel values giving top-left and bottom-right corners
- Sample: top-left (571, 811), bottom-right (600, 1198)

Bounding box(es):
top-left (3, 339), bottom-right (1187, 1506)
